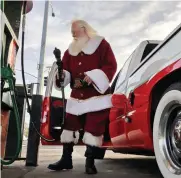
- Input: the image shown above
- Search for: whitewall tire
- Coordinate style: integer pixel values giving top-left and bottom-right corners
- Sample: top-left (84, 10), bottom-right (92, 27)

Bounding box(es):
top-left (153, 83), bottom-right (181, 178)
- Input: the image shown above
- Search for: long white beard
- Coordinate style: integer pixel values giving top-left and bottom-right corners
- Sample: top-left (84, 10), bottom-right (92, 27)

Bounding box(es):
top-left (69, 36), bottom-right (89, 54)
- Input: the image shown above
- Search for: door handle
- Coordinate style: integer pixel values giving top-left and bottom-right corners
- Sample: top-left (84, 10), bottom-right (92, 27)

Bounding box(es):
top-left (129, 91), bottom-right (135, 106)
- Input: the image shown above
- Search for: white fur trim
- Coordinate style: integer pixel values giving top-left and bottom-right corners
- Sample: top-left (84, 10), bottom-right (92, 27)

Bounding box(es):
top-left (85, 69), bottom-right (109, 94)
top-left (53, 69), bottom-right (71, 91)
top-left (83, 132), bottom-right (103, 147)
top-left (68, 36), bottom-right (104, 56)
top-left (60, 130), bottom-right (79, 144)
top-left (66, 94), bottom-right (112, 116)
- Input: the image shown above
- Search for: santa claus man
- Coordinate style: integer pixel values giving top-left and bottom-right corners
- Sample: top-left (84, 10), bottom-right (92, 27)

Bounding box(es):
top-left (48, 19), bottom-right (117, 174)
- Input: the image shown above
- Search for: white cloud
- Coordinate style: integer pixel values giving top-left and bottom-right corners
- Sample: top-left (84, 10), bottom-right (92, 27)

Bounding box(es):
top-left (144, 9), bottom-right (181, 40)
top-left (176, 2), bottom-right (181, 8)
top-left (69, 1), bottom-right (127, 21)
top-left (46, 32), bottom-right (71, 50)
top-left (112, 38), bottom-right (132, 48)
top-left (100, 1), bottom-right (176, 37)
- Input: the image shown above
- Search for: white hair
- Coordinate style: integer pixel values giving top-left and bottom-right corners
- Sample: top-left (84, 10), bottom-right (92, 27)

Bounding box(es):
top-left (71, 19), bottom-right (98, 38)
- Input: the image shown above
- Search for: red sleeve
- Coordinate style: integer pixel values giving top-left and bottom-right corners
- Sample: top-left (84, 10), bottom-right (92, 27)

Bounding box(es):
top-left (62, 50), bottom-right (71, 72)
top-left (100, 39), bottom-right (117, 82)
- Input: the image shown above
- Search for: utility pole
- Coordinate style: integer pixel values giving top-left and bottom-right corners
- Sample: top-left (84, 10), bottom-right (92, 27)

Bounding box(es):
top-left (36, 0), bottom-right (49, 95)
top-left (26, 0), bottom-right (50, 167)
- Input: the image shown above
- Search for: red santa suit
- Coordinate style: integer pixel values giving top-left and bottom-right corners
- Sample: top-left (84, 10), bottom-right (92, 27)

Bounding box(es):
top-left (54, 35), bottom-right (117, 147)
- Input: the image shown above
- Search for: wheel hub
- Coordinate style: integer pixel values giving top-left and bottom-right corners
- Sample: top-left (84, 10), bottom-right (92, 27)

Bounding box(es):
top-left (159, 102), bottom-right (181, 175)
top-left (173, 118), bottom-right (181, 151)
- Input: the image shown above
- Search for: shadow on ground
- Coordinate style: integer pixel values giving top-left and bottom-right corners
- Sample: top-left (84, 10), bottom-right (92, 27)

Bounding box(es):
top-left (2, 157), bottom-right (163, 178)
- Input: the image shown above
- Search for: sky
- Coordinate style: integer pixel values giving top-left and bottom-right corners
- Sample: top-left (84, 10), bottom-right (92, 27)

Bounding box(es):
top-left (15, 0), bottom-right (181, 86)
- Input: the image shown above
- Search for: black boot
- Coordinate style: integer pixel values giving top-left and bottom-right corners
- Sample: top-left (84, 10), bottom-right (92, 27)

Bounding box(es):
top-left (85, 145), bottom-right (97, 174)
top-left (48, 143), bottom-right (73, 171)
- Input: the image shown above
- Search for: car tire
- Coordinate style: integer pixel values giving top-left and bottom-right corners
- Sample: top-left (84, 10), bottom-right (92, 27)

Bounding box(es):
top-left (153, 82), bottom-right (181, 178)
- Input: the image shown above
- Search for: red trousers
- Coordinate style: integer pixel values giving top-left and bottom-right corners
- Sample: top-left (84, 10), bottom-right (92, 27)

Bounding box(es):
top-left (64, 109), bottom-right (110, 136)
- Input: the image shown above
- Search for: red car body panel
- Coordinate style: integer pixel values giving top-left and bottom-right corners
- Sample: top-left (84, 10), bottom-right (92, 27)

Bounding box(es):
top-left (110, 58), bottom-right (181, 150)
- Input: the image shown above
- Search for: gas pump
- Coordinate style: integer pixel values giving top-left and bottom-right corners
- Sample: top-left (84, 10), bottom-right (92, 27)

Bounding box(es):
top-left (1, 0), bottom-right (57, 166)
top-left (1, 0), bottom-right (33, 165)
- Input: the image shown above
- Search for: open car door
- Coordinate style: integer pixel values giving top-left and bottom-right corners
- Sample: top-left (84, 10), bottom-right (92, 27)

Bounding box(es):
top-left (40, 62), bottom-right (117, 150)
top-left (41, 62), bottom-right (69, 144)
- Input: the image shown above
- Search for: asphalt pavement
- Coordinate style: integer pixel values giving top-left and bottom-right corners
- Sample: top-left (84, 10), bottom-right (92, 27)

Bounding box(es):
top-left (1, 145), bottom-right (163, 178)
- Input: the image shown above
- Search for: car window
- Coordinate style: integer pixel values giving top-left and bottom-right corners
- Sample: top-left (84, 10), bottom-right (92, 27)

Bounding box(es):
top-left (141, 43), bottom-right (158, 62)
top-left (110, 70), bottom-right (121, 93)
top-left (114, 53), bottom-right (133, 90)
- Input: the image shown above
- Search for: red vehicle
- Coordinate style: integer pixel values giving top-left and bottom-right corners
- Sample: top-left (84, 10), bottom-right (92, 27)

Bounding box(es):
top-left (41, 23), bottom-right (181, 178)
